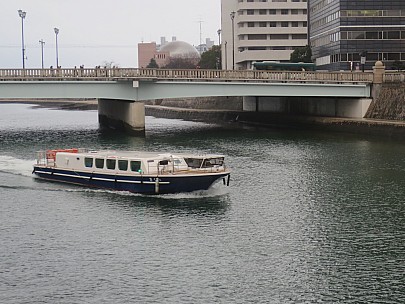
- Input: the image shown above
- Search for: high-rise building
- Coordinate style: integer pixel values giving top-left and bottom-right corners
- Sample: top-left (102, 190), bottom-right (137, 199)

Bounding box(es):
top-left (309, 1), bottom-right (405, 71)
top-left (221, 0), bottom-right (309, 70)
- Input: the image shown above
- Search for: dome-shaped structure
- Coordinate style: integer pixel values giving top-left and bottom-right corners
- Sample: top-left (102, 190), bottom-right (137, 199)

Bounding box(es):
top-left (160, 41), bottom-right (201, 60)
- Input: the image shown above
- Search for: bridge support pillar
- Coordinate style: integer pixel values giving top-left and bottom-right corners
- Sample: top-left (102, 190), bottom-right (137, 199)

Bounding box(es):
top-left (98, 99), bottom-right (145, 135)
top-left (243, 96), bottom-right (372, 118)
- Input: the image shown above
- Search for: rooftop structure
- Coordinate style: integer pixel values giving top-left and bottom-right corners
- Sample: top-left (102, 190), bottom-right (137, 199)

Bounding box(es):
top-left (138, 37), bottom-right (201, 68)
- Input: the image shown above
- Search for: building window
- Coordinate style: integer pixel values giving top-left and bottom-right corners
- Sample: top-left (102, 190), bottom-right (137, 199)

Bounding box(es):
top-left (292, 34), bottom-right (307, 40)
top-left (247, 9), bottom-right (254, 15)
top-left (248, 34), bottom-right (268, 40)
top-left (270, 34), bottom-right (289, 40)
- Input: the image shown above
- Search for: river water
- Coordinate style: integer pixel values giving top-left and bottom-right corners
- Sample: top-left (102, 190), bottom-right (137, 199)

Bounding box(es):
top-left (0, 103), bottom-right (404, 303)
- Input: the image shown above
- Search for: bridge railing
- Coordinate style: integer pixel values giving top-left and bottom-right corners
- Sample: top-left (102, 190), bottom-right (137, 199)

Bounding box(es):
top-left (136, 68), bottom-right (374, 83)
top-left (384, 72), bottom-right (405, 83)
top-left (0, 68), bottom-right (374, 83)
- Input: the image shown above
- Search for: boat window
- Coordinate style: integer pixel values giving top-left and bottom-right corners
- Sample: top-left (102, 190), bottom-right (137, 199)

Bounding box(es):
top-left (118, 160), bottom-right (128, 171)
top-left (185, 158), bottom-right (203, 168)
top-left (202, 159), bottom-right (214, 167)
top-left (209, 157), bottom-right (224, 166)
top-left (106, 159), bottom-right (116, 170)
top-left (84, 157), bottom-right (93, 168)
top-left (130, 161), bottom-right (141, 172)
top-left (95, 158), bottom-right (104, 169)
top-left (202, 157), bottom-right (224, 168)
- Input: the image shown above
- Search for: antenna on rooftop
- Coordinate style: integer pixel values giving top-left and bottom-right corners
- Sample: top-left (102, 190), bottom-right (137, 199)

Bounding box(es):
top-left (197, 19), bottom-right (204, 54)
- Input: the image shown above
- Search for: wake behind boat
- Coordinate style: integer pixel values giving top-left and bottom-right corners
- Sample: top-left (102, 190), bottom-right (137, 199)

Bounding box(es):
top-left (32, 148), bottom-right (231, 194)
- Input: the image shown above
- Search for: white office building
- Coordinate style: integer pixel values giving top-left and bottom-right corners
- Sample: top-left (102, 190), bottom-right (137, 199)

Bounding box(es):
top-left (221, 0), bottom-right (309, 70)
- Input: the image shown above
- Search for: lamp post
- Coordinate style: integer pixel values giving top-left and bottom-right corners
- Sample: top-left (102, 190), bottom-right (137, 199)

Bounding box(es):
top-left (230, 11), bottom-right (236, 70)
top-left (224, 41), bottom-right (228, 70)
top-left (39, 39), bottom-right (45, 69)
top-left (54, 27), bottom-right (59, 67)
top-left (217, 29), bottom-right (222, 70)
top-left (18, 10), bottom-right (27, 69)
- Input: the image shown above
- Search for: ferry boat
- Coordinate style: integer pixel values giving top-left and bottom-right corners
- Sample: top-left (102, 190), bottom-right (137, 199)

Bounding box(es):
top-left (32, 148), bottom-right (230, 194)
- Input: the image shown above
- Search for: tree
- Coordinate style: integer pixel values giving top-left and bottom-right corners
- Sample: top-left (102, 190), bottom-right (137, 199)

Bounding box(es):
top-left (102, 61), bottom-right (119, 68)
top-left (198, 45), bottom-right (221, 69)
top-left (290, 45), bottom-right (312, 63)
top-left (163, 57), bottom-right (198, 69)
top-left (146, 58), bottom-right (159, 68)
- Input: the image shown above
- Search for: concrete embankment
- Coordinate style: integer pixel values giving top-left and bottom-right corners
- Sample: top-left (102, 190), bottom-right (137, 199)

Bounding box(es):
top-left (366, 83), bottom-right (405, 120)
top-left (144, 96), bottom-right (244, 124)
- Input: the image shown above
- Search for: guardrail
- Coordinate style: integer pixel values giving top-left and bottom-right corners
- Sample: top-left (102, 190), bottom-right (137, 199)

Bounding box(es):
top-left (384, 72), bottom-right (405, 83)
top-left (0, 68), bottom-right (375, 84)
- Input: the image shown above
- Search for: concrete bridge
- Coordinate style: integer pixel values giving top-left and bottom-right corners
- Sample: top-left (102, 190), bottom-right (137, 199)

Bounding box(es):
top-left (0, 64), bottom-right (392, 133)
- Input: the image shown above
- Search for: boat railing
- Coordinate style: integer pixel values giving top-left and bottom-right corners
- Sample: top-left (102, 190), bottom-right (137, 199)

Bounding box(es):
top-left (35, 151), bottom-right (48, 166)
top-left (184, 165), bottom-right (227, 174)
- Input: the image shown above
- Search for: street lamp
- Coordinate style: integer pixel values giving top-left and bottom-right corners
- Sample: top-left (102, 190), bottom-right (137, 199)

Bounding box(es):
top-left (54, 27), bottom-right (59, 67)
top-left (39, 39), bottom-right (45, 69)
top-left (224, 41), bottom-right (228, 70)
top-left (18, 9), bottom-right (27, 69)
top-left (217, 29), bottom-right (222, 46)
top-left (230, 11), bottom-right (236, 70)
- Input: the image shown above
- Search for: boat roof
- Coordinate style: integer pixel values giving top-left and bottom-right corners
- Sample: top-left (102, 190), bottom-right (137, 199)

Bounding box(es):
top-left (59, 150), bottom-right (224, 160)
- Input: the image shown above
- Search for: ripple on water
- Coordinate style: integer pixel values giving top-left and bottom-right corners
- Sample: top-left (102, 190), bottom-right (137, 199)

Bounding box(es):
top-left (0, 104), bottom-right (404, 303)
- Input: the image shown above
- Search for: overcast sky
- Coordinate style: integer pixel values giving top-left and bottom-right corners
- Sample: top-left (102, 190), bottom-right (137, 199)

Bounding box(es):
top-left (1, 0), bottom-right (221, 68)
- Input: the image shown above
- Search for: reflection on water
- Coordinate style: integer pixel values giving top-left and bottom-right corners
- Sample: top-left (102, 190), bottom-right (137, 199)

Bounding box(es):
top-left (0, 104), bottom-right (404, 303)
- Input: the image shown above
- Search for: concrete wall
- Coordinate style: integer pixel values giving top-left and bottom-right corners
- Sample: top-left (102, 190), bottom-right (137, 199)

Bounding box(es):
top-left (145, 96), bottom-right (243, 111)
top-left (243, 96), bottom-right (372, 118)
top-left (98, 99), bottom-right (145, 134)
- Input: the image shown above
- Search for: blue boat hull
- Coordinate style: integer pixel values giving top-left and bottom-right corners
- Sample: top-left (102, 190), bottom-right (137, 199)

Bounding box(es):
top-left (32, 166), bottom-right (230, 194)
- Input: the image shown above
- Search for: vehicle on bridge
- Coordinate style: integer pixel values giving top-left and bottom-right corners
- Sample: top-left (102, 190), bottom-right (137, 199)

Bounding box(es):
top-left (33, 148), bottom-right (230, 194)
top-left (253, 61), bottom-right (316, 71)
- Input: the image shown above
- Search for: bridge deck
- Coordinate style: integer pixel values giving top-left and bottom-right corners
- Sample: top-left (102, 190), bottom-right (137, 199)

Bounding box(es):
top-left (0, 68), bottom-right (375, 84)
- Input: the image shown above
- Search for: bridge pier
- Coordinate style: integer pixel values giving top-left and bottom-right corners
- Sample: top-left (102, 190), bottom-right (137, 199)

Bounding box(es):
top-left (98, 99), bottom-right (145, 135)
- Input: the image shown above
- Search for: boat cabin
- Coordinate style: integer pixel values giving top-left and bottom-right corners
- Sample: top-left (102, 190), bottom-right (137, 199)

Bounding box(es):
top-left (37, 149), bottom-right (226, 175)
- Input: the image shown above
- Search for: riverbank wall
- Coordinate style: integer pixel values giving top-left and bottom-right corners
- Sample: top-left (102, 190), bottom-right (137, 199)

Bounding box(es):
top-left (365, 83), bottom-right (405, 120)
